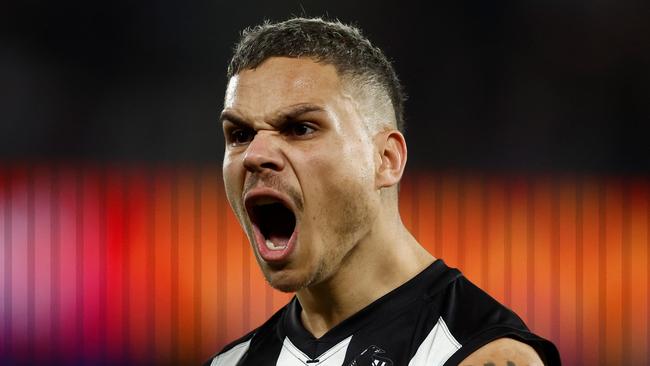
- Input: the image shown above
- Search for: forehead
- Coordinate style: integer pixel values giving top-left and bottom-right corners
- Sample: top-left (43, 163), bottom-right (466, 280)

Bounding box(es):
top-left (224, 57), bottom-right (347, 116)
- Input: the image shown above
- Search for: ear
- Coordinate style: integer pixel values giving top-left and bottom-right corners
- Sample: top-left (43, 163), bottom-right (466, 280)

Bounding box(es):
top-left (374, 129), bottom-right (408, 189)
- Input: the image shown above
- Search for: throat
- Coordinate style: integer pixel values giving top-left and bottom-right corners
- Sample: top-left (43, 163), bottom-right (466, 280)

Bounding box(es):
top-left (296, 281), bottom-right (364, 339)
top-left (299, 307), bottom-right (340, 339)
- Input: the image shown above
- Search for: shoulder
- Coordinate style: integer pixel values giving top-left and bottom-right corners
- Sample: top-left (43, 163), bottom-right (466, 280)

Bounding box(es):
top-left (203, 329), bottom-right (256, 366)
top-left (459, 338), bottom-right (544, 366)
top-left (438, 274), bottom-right (530, 342)
top-left (203, 301), bottom-right (292, 366)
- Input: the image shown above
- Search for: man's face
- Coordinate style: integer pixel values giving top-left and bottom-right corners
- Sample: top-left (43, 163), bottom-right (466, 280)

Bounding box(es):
top-left (221, 57), bottom-right (381, 292)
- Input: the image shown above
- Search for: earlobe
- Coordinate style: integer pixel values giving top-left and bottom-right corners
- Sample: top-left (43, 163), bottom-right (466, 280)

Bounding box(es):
top-left (375, 130), bottom-right (407, 189)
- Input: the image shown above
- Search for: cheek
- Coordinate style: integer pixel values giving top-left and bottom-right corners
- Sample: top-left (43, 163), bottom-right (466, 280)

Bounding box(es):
top-left (222, 158), bottom-right (244, 212)
top-left (300, 136), bottom-right (376, 199)
top-left (302, 147), bottom-right (376, 218)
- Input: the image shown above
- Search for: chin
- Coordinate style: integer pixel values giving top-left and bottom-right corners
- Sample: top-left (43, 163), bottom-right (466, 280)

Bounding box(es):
top-left (263, 267), bottom-right (313, 293)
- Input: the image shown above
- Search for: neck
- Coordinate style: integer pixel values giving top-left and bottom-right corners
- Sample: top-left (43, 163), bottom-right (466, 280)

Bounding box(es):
top-left (295, 216), bottom-right (435, 338)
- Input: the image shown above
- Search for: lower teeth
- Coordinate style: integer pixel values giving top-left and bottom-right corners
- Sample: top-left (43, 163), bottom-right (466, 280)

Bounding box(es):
top-left (265, 239), bottom-right (286, 250)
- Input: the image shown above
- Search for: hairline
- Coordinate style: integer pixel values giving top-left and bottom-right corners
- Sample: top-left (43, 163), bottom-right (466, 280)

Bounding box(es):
top-left (229, 56), bottom-right (398, 134)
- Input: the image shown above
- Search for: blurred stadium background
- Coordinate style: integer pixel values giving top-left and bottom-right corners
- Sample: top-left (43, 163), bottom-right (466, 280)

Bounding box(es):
top-left (1, 0), bottom-right (649, 364)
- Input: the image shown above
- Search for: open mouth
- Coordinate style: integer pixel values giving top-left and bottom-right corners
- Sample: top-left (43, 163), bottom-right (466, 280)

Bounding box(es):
top-left (245, 193), bottom-right (298, 262)
top-left (251, 200), bottom-right (296, 249)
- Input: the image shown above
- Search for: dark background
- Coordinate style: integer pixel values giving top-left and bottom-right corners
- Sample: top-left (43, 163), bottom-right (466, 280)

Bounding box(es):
top-left (2, 0), bottom-right (649, 172)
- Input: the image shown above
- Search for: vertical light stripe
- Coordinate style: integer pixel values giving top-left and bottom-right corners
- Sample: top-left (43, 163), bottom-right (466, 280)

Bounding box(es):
top-left (534, 179), bottom-right (554, 338)
top-left (461, 177), bottom-right (483, 283)
top-left (598, 181), bottom-right (607, 364)
top-left (486, 177), bottom-right (506, 302)
top-left (434, 174), bottom-right (443, 257)
top-left (504, 178), bottom-right (512, 305)
top-left (128, 167), bottom-right (151, 363)
top-left (643, 178), bottom-right (650, 364)
top-left (105, 165), bottom-right (125, 363)
top-left (509, 178), bottom-right (529, 322)
top-left (82, 167), bottom-right (101, 362)
top-left (550, 180), bottom-right (560, 343)
top-left (195, 167), bottom-right (204, 365)
top-left (170, 167), bottom-right (180, 364)
top-left (457, 175), bottom-right (466, 269)
top-left (33, 166), bottom-right (52, 362)
top-left (179, 168), bottom-right (199, 363)
top-left (575, 178), bottom-right (583, 363)
top-left (481, 175), bottom-right (489, 290)
top-left (145, 167), bottom-right (155, 361)
top-left (581, 179), bottom-right (600, 365)
top-left (526, 176), bottom-right (535, 330)
top-left (58, 167), bottom-right (79, 361)
top-left (26, 166), bottom-right (35, 363)
top-left (75, 167), bottom-right (84, 359)
top-left (216, 176), bottom-right (227, 346)
top-left (558, 179), bottom-right (577, 365)
top-left (622, 182), bottom-right (631, 366)
top-left (441, 175), bottom-right (460, 266)
top-left (225, 194), bottom-right (245, 340)
top-left (153, 166), bottom-right (173, 364)
top-left (98, 165), bottom-right (108, 363)
top-left (50, 165), bottom-right (60, 362)
top-left (604, 181), bottom-right (623, 365)
top-left (11, 168), bottom-right (28, 360)
top-left (121, 169), bottom-right (131, 363)
top-left (199, 169), bottom-right (220, 355)
top-left (1, 167), bottom-right (12, 358)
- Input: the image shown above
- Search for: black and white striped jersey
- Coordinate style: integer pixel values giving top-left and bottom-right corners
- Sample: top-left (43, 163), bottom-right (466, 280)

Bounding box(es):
top-left (205, 260), bottom-right (560, 366)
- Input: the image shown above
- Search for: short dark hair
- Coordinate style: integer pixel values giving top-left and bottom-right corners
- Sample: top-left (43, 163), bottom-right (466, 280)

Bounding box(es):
top-left (227, 17), bottom-right (406, 132)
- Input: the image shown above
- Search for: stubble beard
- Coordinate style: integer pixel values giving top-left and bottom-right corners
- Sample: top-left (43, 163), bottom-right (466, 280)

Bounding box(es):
top-left (261, 179), bottom-right (376, 293)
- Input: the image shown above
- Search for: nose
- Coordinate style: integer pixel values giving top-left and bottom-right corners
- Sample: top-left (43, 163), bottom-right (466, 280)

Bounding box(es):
top-left (242, 131), bottom-right (285, 173)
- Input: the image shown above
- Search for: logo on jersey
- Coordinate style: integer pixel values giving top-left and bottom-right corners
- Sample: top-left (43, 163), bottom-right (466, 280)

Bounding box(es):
top-left (347, 345), bottom-right (393, 366)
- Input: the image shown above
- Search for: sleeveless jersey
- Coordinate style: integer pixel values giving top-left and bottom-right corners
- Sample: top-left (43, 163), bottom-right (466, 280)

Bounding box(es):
top-left (205, 260), bottom-right (560, 365)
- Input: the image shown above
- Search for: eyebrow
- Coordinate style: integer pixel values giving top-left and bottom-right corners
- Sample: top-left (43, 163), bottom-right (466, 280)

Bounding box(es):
top-left (220, 103), bottom-right (326, 127)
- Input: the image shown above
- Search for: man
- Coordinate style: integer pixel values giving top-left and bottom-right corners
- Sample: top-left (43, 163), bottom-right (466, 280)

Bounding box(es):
top-left (207, 17), bottom-right (560, 365)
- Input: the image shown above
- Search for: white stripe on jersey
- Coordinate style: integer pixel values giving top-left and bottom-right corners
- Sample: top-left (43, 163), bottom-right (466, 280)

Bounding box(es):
top-left (276, 335), bottom-right (352, 366)
top-left (210, 317), bottom-right (460, 366)
top-left (408, 316), bottom-right (461, 366)
top-left (210, 339), bottom-right (252, 366)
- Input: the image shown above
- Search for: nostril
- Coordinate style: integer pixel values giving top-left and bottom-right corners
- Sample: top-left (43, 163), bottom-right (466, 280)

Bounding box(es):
top-left (260, 162), bottom-right (278, 170)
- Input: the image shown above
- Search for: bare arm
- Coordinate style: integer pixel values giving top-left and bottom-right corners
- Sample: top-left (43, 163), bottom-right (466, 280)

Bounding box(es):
top-left (458, 338), bottom-right (544, 366)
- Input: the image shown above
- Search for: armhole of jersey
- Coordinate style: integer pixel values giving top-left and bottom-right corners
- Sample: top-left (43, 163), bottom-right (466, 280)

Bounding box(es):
top-left (203, 329), bottom-right (257, 366)
top-left (441, 326), bottom-right (561, 366)
top-left (207, 338), bottom-right (252, 366)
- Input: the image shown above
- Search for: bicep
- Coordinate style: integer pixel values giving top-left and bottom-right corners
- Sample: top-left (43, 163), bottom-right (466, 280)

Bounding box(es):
top-left (458, 338), bottom-right (544, 366)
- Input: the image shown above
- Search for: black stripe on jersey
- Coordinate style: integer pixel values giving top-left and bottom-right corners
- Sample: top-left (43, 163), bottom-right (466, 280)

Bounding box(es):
top-left (439, 277), bottom-right (560, 365)
top-left (205, 260), bottom-right (561, 365)
top-left (202, 308), bottom-right (286, 366)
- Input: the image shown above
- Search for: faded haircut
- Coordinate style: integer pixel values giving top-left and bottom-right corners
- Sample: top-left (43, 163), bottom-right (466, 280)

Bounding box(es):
top-left (227, 17), bottom-right (407, 133)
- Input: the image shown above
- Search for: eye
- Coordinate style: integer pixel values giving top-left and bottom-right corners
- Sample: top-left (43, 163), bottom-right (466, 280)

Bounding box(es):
top-left (288, 123), bottom-right (316, 137)
top-left (229, 128), bottom-right (255, 145)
